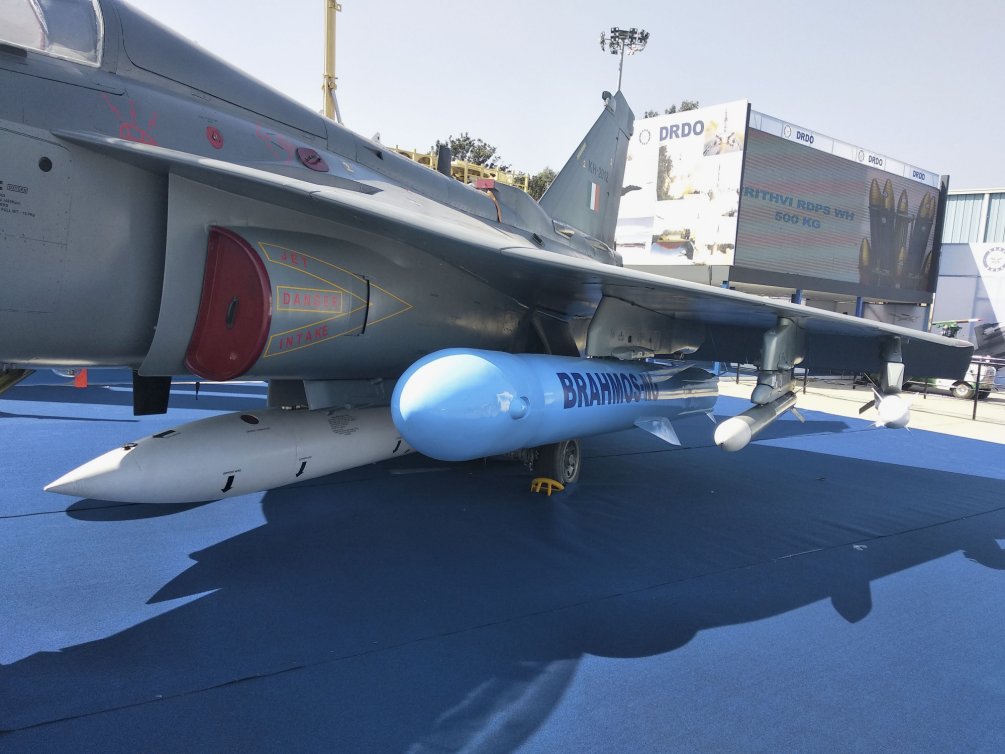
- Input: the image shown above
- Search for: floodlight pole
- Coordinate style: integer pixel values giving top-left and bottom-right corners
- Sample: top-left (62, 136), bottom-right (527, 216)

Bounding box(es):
top-left (323, 0), bottom-right (343, 124)
top-left (600, 27), bottom-right (649, 92)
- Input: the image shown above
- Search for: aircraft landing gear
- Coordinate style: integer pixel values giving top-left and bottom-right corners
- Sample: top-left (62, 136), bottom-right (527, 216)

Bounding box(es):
top-left (535, 438), bottom-right (582, 485)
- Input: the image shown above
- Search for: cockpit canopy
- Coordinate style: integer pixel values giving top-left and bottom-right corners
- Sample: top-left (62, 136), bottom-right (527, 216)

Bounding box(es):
top-left (1, 0), bottom-right (103, 66)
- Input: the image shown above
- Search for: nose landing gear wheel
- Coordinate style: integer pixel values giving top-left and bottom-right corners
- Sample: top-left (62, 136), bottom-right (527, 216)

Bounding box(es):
top-left (535, 439), bottom-right (582, 485)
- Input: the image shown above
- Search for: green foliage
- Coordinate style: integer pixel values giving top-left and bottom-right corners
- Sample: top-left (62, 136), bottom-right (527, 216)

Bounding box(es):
top-left (433, 132), bottom-right (554, 198)
top-left (642, 100), bottom-right (701, 118)
top-left (434, 132), bottom-right (510, 171)
top-left (527, 167), bottom-right (556, 200)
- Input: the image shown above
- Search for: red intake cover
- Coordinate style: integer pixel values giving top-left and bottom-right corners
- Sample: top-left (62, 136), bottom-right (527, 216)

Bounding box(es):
top-left (185, 227), bottom-right (272, 380)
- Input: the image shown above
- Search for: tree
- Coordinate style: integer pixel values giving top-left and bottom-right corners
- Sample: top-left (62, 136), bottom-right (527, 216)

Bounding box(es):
top-left (431, 133), bottom-right (555, 199)
top-left (527, 167), bottom-right (556, 200)
top-left (642, 100), bottom-right (700, 117)
top-left (434, 132), bottom-right (510, 172)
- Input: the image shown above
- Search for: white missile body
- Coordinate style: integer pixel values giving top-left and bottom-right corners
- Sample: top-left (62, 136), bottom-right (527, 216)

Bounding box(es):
top-left (45, 407), bottom-right (412, 503)
top-left (714, 392), bottom-right (798, 452)
top-left (874, 392), bottom-right (911, 429)
top-left (391, 349), bottom-right (718, 462)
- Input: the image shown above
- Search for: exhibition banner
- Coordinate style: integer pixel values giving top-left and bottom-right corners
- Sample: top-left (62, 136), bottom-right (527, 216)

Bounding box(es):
top-left (934, 243), bottom-right (1005, 357)
top-left (616, 101), bottom-right (748, 266)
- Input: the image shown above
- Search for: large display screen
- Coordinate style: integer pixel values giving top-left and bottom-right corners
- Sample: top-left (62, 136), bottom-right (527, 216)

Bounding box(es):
top-left (734, 117), bottom-right (942, 299)
top-left (616, 101), bottom-right (748, 266)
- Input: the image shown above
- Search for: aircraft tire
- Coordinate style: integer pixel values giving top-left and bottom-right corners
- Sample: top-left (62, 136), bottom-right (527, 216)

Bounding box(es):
top-left (536, 439), bottom-right (582, 484)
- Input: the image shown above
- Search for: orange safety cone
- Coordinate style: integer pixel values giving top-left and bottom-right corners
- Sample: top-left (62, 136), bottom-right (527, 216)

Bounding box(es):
top-left (73, 368), bottom-right (88, 388)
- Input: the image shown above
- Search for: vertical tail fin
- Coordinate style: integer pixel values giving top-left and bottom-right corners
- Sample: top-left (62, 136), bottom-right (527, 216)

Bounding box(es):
top-left (538, 91), bottom-right (635, 249)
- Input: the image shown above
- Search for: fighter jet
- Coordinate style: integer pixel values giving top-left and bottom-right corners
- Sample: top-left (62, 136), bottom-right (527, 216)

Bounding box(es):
top-left (0, 0), bottom-right (972, 503)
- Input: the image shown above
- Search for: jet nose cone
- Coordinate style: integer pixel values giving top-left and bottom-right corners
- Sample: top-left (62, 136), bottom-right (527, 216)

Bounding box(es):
top-left (45, 445), bottom-right (137, 501)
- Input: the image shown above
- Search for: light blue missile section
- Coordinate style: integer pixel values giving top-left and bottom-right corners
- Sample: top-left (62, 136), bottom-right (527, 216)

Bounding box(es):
top-left (391, 349), bottom-right (718, 461)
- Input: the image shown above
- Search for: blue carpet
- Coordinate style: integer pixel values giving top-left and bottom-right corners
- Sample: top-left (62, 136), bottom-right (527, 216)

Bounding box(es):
top-left (1, 382), bottom-right (1004, 751)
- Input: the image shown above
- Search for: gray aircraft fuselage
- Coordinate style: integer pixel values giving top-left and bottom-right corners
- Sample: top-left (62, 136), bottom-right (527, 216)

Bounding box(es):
top-left (0, 0), bottom-right (624, 384)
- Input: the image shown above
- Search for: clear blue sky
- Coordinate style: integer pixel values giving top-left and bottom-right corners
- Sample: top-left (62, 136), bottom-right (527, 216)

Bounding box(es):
top-left (127, 0), bottom-right (1002, 190)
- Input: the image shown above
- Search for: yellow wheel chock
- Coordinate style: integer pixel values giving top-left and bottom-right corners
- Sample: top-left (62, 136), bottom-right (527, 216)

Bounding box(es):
top-left (530, 477), bottom-right (565, 496)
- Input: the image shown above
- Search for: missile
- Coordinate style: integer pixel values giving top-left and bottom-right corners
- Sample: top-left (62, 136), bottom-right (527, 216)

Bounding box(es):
top-left (893, 190), bottom-right (911, 278)
top-left (874, 392), bottom-right (911, 429)
top-left (714, 391), bottom-right (798, 452)
top-left (907, 193), bottom-right (935, 276)
top-left (45, 407), bottom-right (412, 503)
top-left (391, 349), bottom-right (718, 462)
top-left (876, 394), bottom-right (910, 429)
top-left (867, 179), bottom-right (889, 273)
top-left (858, 238), bottom-right (874, 286)
top-left (895, 245), bottom-right (907, 285)
top-left (881, 179), bottom-right (896, 275)
top-left (857, 388), bottom-right (911, 430)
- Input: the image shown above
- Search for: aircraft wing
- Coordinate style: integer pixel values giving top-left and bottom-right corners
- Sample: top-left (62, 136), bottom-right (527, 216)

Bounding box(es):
top-left (487, 246), bottom-right (974, 378)
top-left (57, 131), bottom-right (973, 381)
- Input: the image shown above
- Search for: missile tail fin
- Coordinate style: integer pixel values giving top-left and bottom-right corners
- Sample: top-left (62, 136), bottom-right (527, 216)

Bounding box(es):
top-left (634, 416), bottom-right (681, 446)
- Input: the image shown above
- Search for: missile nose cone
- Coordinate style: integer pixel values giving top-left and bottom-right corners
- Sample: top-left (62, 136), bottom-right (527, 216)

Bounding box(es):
top-left (713, 416), bottom-right (753, 452)
top-left (859, 237), bottom-right (871, 265)
top-left (45, 445), bottom-right (138, 500)
top-left (392, 350), bottom-right (527, 461)
top-left (869, 178), bottom-right (881, 204)
top-left (394, 348), bottom-right (719, 464)
top-left (897, 189), bottom-right (909, 213)
top-left (876, 394), bottom-right (910, 429)
top-left (715, 392), bottom-right (797, 452)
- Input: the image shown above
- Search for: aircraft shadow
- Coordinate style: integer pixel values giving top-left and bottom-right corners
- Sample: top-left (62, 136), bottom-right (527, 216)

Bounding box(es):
top-left (3, 432), bottom-right (1005, 750)
top-left (0, 410), bottom-right (139, 424)
top-left (0, 383), bottom-right (267, 413)
top-left (66, 499), bottom-right (213, 520)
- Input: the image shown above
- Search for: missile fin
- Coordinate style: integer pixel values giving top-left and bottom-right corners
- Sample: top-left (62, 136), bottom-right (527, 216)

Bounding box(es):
top-left (634, 416), bottom-right (681, 446)
top-left (858, 388), bottom-right (881, 415)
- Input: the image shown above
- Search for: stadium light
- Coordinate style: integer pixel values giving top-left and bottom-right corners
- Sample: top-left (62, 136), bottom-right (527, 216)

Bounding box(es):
top-left (599, 27), bottom-right (649, 91)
